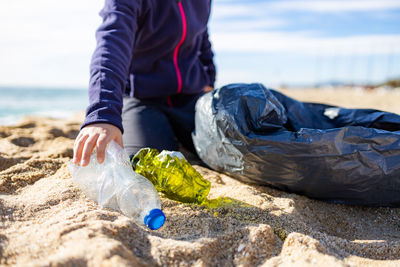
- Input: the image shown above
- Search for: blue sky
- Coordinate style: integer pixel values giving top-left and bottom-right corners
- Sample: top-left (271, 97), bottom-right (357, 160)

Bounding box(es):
top-left (0, 0), bottom-right (399, 88)
top-left (209, 0), bottom-right (400, 87)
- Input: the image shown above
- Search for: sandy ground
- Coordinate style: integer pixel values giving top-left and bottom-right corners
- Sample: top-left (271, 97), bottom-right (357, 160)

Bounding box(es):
top-left (1, 88), bottom-right (400, 266)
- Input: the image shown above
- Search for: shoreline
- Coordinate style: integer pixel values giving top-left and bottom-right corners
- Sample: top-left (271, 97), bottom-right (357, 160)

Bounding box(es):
top-left (1, 87), bottom-right (400, 127)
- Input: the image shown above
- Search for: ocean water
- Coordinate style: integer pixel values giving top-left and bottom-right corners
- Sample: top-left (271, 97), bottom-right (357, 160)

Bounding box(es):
top-left (0, 87), bottom-right (89, 125)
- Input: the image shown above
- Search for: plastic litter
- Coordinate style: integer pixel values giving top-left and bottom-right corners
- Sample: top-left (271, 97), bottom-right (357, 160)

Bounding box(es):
top-left (68, 140), bottom-right (165, 230)
top-left (192, 83), bottom-right (400, 206)
top-left (131, 148), bottom-right (211, 204)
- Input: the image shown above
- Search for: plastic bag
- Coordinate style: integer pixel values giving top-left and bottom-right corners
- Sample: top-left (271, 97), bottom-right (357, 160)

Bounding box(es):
top-left (192, 83), bottom-right (400, 206)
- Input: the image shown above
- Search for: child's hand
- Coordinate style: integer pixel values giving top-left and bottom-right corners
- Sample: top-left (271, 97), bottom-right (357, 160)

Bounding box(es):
top-left (204, 85), bottom-right (214, 93)
top-left (73, 123), bottom-right (123, 166)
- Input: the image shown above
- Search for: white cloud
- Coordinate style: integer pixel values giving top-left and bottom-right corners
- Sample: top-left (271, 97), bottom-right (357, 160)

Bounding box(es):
top-left (214, 0), bottom-right (400, 14)
top-left (210, 18), bottom-right (287, 32)
top-left (268, 0), bottom-right (400, 13)
top-left (0, 0), bottom-right (399, 87)
top-left (210, 3), bottom-right (288, 32)
top-left (210, 32), bottom-right (400, 55)
top-left (211, 4), bottom-right (252, 19)
top-left (0, 0), bottom-right (103, 87)
top-left (209, 1), bottom-right (400, 57)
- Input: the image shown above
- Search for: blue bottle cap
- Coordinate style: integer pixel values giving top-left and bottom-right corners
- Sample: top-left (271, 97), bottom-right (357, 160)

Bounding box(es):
top-left (144, 209), bottom-right (165, 230)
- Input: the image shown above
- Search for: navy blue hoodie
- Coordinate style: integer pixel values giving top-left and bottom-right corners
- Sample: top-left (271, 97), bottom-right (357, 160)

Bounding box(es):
top-left (82, 0), bottom-right (215, 133)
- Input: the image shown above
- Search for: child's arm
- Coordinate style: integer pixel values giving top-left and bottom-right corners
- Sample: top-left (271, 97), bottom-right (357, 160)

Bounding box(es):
top-left (199, 27), bottom-right (216, 89)
top-left (75, 0), bottom-right (141, 165)
top-left (82, 0), bottom-right (140, 132)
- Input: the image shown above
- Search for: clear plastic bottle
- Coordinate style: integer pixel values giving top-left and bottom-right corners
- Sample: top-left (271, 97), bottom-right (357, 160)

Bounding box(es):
top-left (116, 176), bottom-right (165, 230)
top-left (69, 140), bottom-right (165, 230)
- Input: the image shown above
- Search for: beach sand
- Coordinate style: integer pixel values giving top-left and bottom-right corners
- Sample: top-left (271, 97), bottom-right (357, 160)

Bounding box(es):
top-left (1, 88), bottom-right (400, 266)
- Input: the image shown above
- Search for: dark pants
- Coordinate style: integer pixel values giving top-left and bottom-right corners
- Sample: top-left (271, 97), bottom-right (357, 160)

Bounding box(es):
top-left (121, 93), bottom-right (203, 157)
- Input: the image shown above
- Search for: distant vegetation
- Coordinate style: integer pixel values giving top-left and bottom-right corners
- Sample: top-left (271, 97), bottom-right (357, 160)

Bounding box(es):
top-left (379, 78), bottom-right (400, 88)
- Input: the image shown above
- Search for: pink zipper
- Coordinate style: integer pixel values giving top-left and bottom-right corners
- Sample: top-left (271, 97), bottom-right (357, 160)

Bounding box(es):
top-left (173, 2), bottom-right (187, 94)
top-left (167, 96), bottom-right (173, 107)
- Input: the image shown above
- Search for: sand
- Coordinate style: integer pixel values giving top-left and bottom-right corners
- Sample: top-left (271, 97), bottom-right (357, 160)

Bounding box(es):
top-left (1, 88), bottom-right (400, 266)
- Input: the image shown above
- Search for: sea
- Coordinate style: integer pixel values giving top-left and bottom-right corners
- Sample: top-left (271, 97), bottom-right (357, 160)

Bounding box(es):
top-left (0, 87), bottom-right (89, 126)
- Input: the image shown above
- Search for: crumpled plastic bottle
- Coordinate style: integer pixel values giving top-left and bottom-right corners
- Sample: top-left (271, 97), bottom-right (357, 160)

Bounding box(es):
top-left (131, 148), bottom-right (211, 204)
top-left (68, 140), bottom-right (165, 230)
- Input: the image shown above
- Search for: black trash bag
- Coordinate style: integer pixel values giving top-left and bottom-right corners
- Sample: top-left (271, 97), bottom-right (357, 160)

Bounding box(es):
top-left (192, 83), bottom-right (400, 206)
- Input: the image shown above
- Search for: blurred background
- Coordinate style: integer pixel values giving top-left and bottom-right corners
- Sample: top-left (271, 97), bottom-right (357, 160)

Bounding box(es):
top-left (1, 0), bottom-right (400, 125)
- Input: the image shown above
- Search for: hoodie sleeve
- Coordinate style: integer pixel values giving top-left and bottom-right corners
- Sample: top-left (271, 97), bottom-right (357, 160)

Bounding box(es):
top-left (199, 28), bottom-right (216, 88)
top-left (81, 0), bottom-right (141, 133)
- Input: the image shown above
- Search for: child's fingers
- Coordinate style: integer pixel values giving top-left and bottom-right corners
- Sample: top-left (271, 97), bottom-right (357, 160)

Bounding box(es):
top-left (81, 134), bottom-right (99, 166)
top-left (115, 134), bottom-right (124, 148)
top-left (73, 134), bottom-right (89, 164)
top-left (96, 134), bottom-right (110, 164)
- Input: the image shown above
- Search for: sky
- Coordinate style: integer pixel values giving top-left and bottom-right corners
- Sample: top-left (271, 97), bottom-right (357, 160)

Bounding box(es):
top-left (0, 0), bottom-right (400, 89)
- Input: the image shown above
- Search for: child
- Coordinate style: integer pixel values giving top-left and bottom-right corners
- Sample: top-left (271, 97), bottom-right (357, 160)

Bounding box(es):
top-left (73, 0), bottom-right (215, 166)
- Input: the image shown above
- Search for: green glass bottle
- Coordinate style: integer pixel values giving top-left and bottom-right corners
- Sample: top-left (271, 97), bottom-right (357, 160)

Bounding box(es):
top-left (131, 148), bottom-right (211, 204)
